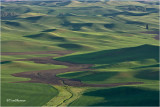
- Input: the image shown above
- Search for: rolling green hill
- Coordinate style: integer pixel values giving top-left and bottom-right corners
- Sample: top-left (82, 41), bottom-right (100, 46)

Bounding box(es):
top-left (56, 44), bottom-right (159, 64)
top-left (1, 0), bottom-right (159, 106)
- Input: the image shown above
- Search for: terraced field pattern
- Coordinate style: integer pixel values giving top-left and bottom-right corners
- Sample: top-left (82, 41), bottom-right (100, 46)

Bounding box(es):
top-left (1, 0), bottom-right (159, 106)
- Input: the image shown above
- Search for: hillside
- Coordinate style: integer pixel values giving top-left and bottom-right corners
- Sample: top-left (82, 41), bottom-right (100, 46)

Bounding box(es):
top-left (1, 0), bottom-right (159, 106)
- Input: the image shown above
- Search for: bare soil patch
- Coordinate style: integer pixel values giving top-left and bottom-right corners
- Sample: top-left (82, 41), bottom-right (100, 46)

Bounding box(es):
top-left (1, 50), bottom-right (73, 55)
top-left (5, 51), bottom-right (144, 87)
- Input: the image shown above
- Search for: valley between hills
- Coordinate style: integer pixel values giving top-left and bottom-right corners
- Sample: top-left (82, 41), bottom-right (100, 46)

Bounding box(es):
top-left (1, 0), bottom-right (159, 106)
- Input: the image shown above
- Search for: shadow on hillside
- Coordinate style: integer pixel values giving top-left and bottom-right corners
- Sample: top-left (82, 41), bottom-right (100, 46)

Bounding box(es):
top-left (75, 72), bottom-right (118, 82)
top-left (25, 16), bottom-right (42, 23)
top-left (59, 17), bottom-right (93, 31)
top-left (133, 64), bottom-right (159, 69)
top-left (57, 44), bottom-right (159, 64)
top-left (58, 43), bottom-right (83, 49)
top-left (146, 8), bottom-right (159, 13)
top-left (125, 20), bottom-right (145, 25)
top-left (104, 23), bottom-right (115, 29)
top-left (59, 71), bottom-right (118, 82)
top-left (125, 12), bottom-right (149, 16)
top-left (42, 29), bottom-right (56, 32)
top-left (4, 21), bottom-right (21, 27)
top-left (47, 9), bottom-right (55, 14)
top-left (56, 1), bottom-right (71, 6)
top-left (134, 69), bottom-right (159, 80)
top-left (103, 11), bottom-right (149, 17)
top-left (138, 1), bottom-right (159, 5)
top-left (25, 33), bottom-right (67, 42)
top-left (1, 61), bottom-right (12, 64)
top-left (82, 87), bottom-right (159, 106)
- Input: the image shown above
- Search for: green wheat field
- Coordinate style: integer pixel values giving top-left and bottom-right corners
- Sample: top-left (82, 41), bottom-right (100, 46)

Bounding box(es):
top-left (1, 0), bottom-right (159, 106)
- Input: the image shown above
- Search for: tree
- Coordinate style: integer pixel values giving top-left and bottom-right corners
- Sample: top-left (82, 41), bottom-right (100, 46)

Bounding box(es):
top-left (146, 24), bottom-right (149, 30)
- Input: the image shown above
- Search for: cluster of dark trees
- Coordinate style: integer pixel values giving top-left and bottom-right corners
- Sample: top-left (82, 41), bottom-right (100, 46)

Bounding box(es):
top-left (127, 5), bottom-right (146, 12)
top-left (1, 11), bottom-right (18, 18)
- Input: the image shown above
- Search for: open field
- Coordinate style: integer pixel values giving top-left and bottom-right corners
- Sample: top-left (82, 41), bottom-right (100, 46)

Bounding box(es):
top-left (1, 0), bottom-right (159, 106)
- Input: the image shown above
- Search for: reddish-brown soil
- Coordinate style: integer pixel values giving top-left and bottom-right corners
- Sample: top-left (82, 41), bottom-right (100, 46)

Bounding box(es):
top-left (2, 51), bottom-right (144, 87)
top-left (1, 50), bottom-right (74, 55)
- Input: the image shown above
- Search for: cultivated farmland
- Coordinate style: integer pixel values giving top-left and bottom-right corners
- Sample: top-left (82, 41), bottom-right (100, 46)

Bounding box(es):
top-left (1, 0), bottom-right (159, 106)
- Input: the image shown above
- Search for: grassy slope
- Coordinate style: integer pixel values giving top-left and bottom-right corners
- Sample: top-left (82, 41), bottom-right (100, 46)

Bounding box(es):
top-left (1, 1), bottom-right (159, 53)
top-left (57, 45), bottom-right (159, 89)
top-left (1, 54), bottom-right (57, 61)
top-left (70, 86), bottom-right (159, 106)
top-left (1, 83), bottom-right (58, 106)
top-left (1, 0), bottom-right (159, 106)
top-left (44, 85), bottom-right (86, 106)
top-left (1, 61), bottom-right (67, 106)
top-left (1, 61), bottom-right (67, 82)
top-left (56, 44), bottom-right (159, 64)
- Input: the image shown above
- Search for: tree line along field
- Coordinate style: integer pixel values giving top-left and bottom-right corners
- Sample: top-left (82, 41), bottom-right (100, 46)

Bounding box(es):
top-left (1, 0), bottom-right (159, 106)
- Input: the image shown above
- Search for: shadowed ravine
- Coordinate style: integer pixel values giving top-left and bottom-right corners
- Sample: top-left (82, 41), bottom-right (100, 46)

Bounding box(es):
top-left (2, 51), bottom-right (144, 87)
